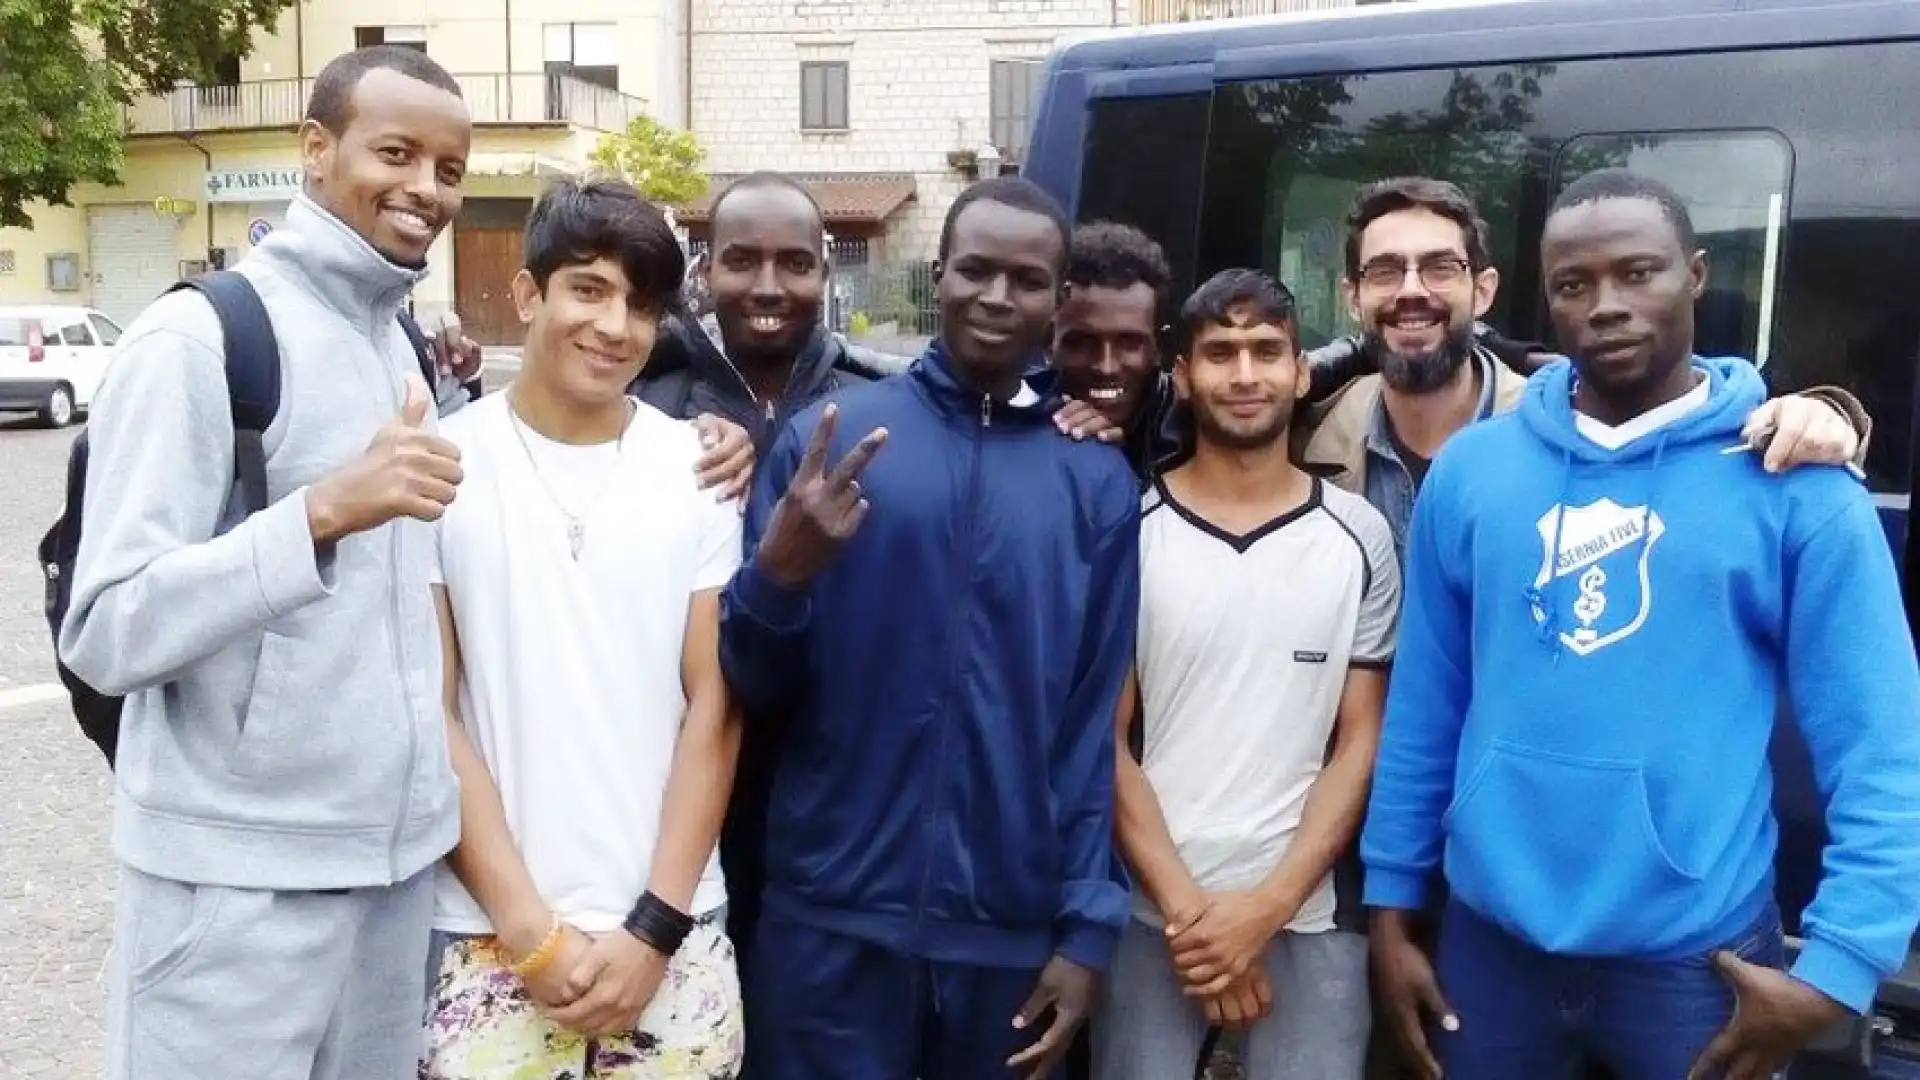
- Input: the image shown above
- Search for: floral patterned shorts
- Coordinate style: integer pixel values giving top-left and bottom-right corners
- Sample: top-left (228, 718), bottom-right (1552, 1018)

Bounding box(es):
top-left (418, 919), bottom-right (743, 1080)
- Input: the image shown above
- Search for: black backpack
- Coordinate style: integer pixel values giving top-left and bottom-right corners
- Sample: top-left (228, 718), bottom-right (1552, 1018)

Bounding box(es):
top-left (35, 270), bottom-right (464, 768)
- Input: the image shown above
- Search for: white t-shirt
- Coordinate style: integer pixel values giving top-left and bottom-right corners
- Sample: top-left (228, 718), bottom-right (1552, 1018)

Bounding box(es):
top-left (1134, 475), bottom-right (1400, 933)
top-left (431, 393), bottom-right (742, 933)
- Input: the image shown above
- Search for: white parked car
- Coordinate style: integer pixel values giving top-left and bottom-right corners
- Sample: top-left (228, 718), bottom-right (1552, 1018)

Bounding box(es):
top-left (0, 305), bottom-right (121, 428)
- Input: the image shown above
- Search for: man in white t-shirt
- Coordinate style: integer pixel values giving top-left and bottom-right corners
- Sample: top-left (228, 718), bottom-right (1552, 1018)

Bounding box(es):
top-left (419, 177), bottom-right (745, 1080)
top-left (1100, 268), bottom-right (1400, 1080)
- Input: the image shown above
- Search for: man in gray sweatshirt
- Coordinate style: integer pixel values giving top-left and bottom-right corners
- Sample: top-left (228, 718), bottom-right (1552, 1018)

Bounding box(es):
top-left (59, 46), bottom-right (475, 1080)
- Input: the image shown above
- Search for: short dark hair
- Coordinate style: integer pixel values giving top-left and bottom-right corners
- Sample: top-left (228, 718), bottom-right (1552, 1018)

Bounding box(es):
top-left (1551, 168), bottom-right (1698, 250)
top-left (305, 46), bottom-right (464, 135)
top-left (1067, 221), bottom-right (1172, 310)
top-left (709, 171), bottom-right (824, 234)
top-left (1179, 268), bottom-right (1297, 350)
top-left (523, 176), bottom-right (686, 314)
top-left (937, 176), bottom-right (1070, 268)
top-left (1344, 177), bottom-right (1493, 279)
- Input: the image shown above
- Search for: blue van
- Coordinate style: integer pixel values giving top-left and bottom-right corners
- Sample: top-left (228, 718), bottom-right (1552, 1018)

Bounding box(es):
top-left (1022, 0), bottom-right (1920, 1074)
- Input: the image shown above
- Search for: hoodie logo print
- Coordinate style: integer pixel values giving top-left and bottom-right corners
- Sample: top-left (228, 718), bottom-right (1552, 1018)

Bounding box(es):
top-left (1531, 498), bottom-right (1667, 656)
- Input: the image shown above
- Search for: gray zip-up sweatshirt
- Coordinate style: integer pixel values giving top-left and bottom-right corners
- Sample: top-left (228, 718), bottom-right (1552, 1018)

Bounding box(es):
top-left (60, 194), bottom-right (459, 890)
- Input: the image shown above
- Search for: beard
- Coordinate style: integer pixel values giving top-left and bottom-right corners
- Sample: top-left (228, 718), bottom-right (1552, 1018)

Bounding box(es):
top-left (1365, 318), bottom-right (1476, 394)
top-left (1191, 397), bottom-right (1291, 452)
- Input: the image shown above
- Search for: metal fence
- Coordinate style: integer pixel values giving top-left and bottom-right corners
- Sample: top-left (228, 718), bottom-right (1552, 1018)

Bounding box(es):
top-left (830, 258), bottom-right (940, 338)
top-left (1132, 0), bottom-right (1357, 23)
top-left (124, 72), bottom-right (646, 136)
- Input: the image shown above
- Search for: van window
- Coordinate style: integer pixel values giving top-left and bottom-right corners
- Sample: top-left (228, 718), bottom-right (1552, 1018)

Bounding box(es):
top-left (1075, 92), bottom-right (1211, 306)
top-left (59, 323), bottom-right (92, 346)
top-left (1193, 42), bottom-right (1920, 495)
top-left (1549, 131), bottom-right (1793, 364)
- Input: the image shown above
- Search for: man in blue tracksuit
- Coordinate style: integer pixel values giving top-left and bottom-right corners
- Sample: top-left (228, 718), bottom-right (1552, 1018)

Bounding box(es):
top-left (718, 175), bottom-right (1140, 1080)
top-left (1361, 168), bottom-right (1920, 1080)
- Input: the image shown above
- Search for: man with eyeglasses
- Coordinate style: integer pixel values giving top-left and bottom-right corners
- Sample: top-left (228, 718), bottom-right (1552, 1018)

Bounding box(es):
top-left (1281, 175), bottom-right (1871, 1080)
top-left (1295, 176), bottom-right (1867, 569)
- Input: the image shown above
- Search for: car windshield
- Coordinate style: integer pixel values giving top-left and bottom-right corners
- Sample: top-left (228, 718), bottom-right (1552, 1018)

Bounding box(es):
top-left (0, 318), bottom-right (41, 346)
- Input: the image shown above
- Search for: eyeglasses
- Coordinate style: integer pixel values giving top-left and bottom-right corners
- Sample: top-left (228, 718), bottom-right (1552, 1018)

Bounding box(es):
top-left (1355, 256), bottom-right (1474, 292)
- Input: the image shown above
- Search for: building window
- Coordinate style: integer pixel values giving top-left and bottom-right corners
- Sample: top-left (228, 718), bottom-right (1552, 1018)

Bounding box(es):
top-left (990, 59), bottom-right (1046, 162)
top-left (544, 23), bottom-right (620, 92)
top-left (355, 25), bottom-right (428, 52)
top-left (801, 61), bottom-right (850, 131)
top-left (46, 254), bottom-right (81, 293)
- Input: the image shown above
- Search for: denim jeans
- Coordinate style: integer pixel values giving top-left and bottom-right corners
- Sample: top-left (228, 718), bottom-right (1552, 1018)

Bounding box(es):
top-left (1435, 897), bottom-right (1785, 1080)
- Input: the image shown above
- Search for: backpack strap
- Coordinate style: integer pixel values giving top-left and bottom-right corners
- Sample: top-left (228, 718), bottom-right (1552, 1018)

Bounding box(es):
top-left (398, 309), bottom-right (484, 403)
top-left (163, 272), bottom-right (280, 514)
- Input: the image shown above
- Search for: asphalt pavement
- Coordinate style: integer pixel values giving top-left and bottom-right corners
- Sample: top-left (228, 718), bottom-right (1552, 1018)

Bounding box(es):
top-left (0, 416), bottom-right (113, 1078)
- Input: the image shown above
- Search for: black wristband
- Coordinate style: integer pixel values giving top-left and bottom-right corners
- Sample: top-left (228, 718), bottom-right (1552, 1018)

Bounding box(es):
top-left (623, 891), bottom-right (695, 955)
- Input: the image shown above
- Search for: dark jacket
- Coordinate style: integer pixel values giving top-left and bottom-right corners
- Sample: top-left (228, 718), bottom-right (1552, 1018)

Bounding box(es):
top-left (719, 343), bottom-right (1141, 973)
top-left (628, 312), bottom-right (909, 959)
top-left (631, 314), bottom-right (909, 450)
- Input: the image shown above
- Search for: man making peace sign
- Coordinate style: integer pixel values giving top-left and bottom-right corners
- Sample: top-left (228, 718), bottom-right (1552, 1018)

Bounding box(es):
top-left (717, 176), bottom-right (1142, 1080)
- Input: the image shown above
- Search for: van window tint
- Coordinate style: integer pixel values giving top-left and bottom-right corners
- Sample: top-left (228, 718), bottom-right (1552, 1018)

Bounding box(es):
top-left (1197, 43), bottom-right (1920, 496)
top-left (1550, 131), bottom-right (1792, 364)
top-left (1076, 92), bottom-right (1210, 305)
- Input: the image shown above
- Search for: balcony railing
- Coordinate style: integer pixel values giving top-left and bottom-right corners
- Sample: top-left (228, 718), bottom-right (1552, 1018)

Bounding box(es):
top-left (1132, 0), bottom-right (1356, 23)
top-left (124, 73), bottom-right (647, 137)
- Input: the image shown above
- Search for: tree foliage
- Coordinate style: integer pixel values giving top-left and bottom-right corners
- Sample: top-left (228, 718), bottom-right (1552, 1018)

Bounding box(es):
top-left (0, 0), bottom-right (294, 227)
top-left (589, 116), bottom-right (708, 208)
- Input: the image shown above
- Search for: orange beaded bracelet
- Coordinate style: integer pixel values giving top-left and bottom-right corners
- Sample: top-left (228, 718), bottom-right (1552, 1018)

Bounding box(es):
top-left (507, 916), bottom-right (564, 980)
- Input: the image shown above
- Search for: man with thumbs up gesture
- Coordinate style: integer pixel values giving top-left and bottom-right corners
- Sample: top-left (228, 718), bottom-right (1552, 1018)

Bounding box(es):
top-left (306, 375), bottom-right (466, 543)
top-left (60, 45), bottom-right (477, 1080)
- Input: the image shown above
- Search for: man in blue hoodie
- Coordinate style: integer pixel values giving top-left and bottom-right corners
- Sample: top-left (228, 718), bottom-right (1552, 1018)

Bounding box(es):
top-left (719, 175), bottom-right (1140, 1080)
top-left (1360, 167), bottom-right (1920, 1080)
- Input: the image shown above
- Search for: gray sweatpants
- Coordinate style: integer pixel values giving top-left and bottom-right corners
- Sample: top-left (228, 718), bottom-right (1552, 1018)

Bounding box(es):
top-left (105, 862), bottom-right (435, 1080)
top-left (1094, 919), bottom-right (1370, 1080)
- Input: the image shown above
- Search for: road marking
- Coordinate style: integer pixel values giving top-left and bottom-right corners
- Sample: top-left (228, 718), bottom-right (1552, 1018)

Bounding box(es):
top-left (0, 683), bottom-right (66, 711)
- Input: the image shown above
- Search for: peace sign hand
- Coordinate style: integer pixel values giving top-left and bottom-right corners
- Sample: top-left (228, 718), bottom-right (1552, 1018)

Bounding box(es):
top-left (753, 404), bottom-right (889, 589)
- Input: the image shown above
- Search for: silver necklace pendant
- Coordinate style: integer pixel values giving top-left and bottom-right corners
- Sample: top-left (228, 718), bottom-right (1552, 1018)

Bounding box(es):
top-left (566, 518), bottom-right (585, 560)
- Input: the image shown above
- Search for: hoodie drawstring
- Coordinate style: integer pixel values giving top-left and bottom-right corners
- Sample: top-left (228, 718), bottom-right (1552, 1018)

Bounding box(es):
top-left (1529, 444), bottom-right (1576, 661)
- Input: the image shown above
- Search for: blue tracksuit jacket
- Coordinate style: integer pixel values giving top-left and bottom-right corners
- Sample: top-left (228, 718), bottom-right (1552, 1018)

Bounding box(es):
top-left (719, 341), bottom-right (1140, 973)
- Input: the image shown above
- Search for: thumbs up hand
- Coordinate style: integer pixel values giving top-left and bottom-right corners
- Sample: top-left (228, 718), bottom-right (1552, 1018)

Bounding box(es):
top-left (400, 373), bottom-right (433, 428)
top-left (304, 373), bottom-right (466, 545)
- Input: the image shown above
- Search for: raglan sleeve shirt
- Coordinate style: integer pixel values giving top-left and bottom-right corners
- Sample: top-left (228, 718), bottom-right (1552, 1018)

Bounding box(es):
top-left (1360, 450), bottom-right (1473, 911)
top-left (1779, 477), bottom-right (1920, 1013)
top-left (718, 414), bottom-right (814, 714)
top-left (1349, 499), bottom-right (1403, 668)
top-left (1052, 493), bottom-right (1143, 973)
top-left (59, 295), bottom-right (335, 696)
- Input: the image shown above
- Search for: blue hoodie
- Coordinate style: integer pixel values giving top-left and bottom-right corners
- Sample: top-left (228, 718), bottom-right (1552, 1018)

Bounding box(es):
top-left (719, 341), bottom-right (1140, 973)
top-left (1361, 356), bottom-right (1920, 1013)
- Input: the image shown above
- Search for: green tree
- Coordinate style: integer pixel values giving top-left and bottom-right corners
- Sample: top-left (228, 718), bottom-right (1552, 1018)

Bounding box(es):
top-left (0, 0), bottom-right (295, 227)
top-left (589, 115), bottom-right (708, 207)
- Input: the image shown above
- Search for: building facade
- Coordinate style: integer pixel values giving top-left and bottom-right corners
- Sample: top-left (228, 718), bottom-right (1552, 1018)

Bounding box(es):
top-left (682, 0), bottom-right (1127, 265)
top-left (0, 0), bottom-right (1387, 340)
top-left (0, 0), bottom-right (677, 344)
top-left (677, 0), bottom-right (1370, 333)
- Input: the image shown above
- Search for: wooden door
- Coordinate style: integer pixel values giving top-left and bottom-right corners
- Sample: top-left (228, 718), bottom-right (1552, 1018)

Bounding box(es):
top-left (454, 227), bottom-right (526, 346)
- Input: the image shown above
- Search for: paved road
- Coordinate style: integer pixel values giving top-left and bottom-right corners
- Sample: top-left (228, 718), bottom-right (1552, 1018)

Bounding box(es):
top-left (0, 416), bottom-right (113, 1079)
